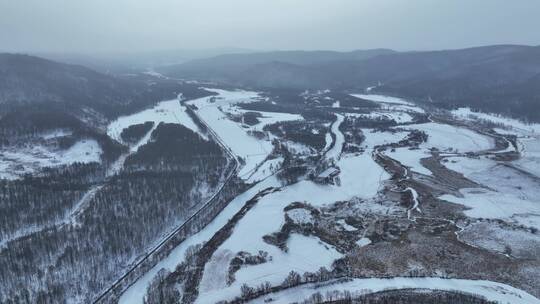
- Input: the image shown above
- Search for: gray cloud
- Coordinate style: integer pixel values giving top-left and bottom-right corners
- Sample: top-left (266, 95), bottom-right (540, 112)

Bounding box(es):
top-left (1, 0), bottom-right (539, 54)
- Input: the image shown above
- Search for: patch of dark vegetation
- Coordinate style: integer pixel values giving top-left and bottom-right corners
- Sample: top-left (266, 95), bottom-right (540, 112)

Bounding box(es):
top-left (247, 130), bottom-right (266, 140)
top-left (184, 105), bottom-right (209, 134)
top-left (277, 165), bottom-right (309, 185)
top-left (307, 288), bottom-right (497, 304)
top-left (225, 111), bottom-right (262, 126)
top-left (120, 121), bottom-right (154, 144)
top-left (262, 220), bottom-right (295, 252)
top-left (339, 117), bottom-right (365, 154)
top-left (124, 123), bottom-right (226, 173)
top-left (242, 111), bottom-right (262, 126)
top-left (227, 251), bottom-right (270, 285)
top-left (263, 202), bottom-right (361, 254)
top-left (302, 109), bottom-right (336, 122)
top-left (0, 104), bottom-right (85, 136)
top-left (238, 90), bottom-right (339, 124)
top-left (345, 114), bottom-right (397, 129)
top-left (264, 121), bottom-right (330, 151)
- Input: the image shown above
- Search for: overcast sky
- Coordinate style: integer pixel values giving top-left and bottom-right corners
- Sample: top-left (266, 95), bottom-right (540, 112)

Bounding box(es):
top-left (1, 0), bottom-right (539, 54)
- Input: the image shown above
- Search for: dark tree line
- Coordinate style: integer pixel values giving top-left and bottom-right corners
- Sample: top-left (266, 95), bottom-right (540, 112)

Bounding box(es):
top-left (120, 121), bottom-right (155, 144)
top-left (305, 288), bottom-right (496, 304)
top-left (264, 121), bottom-right (330, 151)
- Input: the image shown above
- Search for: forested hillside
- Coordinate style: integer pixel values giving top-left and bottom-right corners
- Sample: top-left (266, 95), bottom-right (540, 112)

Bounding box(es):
top-left (0, 123), bottom-right (230, 303)
top-left (159, 45), bottom-right (540, 122)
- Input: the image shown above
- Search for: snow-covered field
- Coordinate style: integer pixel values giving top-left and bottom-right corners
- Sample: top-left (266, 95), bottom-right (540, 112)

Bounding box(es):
top-left (120, 118), bottom-right (391, 303)
top-left (337, 153), bottom-right (390, 198)
top-left (116, 94), bottom-right (540, 303)
top-left (198, 234), bottom-right (342, 303)
top-left (402, 122), bottom-right (494, 153)
top-left (351, 94), bottom-right (426, 114)
top-left (0, 139), bottom-right (102, 180)
top-left (247, 277), bottom-right (540, 304)
top-left (452, 107), bottom-right (540, 134)
top-left (452, 107), bottom-right (540, 179)
top-left (361, 129), bottom-right (408, 149)
top-left (196, 113), bottom-right (388, 302)
top-left (197, 153), bottom-right (388, 303)
top-left (441, 156), bottom-right (540, 229)
top-left (514, 136), bottom-right (540, 178)
top-left (107, 99), bottom-right (204, 143)
top-left (352, 94), bottom-right (415, 106)
top-left (382, 111), bottom-right (414, 124)
top-left (386, 147), bottom-right (432, 176)
top-left (246, 157), bottom-right (283, 184)
top-left (459, 221), bottom-right (540, 259)
top-left (188, 89), bottom-right (301, 179)
top-left (360, 128), bottom-right (434, 176)
top-left (358, 121), bottom-right (494, 177)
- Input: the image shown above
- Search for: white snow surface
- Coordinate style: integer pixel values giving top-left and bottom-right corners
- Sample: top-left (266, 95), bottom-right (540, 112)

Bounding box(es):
top-left (325, 114), bottom-right (345, 161)
top-left (286, 208), bottom-right (314, 225)
top-left (107, 99), bottom-right (203, 143)
top-left (452, 107), bottom-right (540, 135)
top-left (451, 107), bottom-right (540, 178)
top-left (361, 129), bottom-right (408, 149)
top-left (351, 94), bottom-right (425, 114)
top-left (0, 140), bottom-right (102, 180)
top-left (225, 107), bottom-right (302, 132)
top-left (352, 94), bottom-right (415, 106)
top-left (283, 140), bottom-right (314, 155)
top-left (323, 132), bottom-right (333, 151)
top-left (120, 150), bottom-right (388, 304)
top-left (356, 237), bottom-right (372, 247)
top-left (251, 112), bottom-right (302, 131)
top-left (196, 152), bottom-right (388, 303)
top-left (247, 277), bottom-right (540, 304)
top-left (405, 186), bottom-right (421, 219)
top-left (337, 153), bottom-right (389, 199)
top-left (198, 235), bottom-right (341, 303)
top-left (337, 219), bottom-right (357, 232)
top-left (386, 147), bottom-right (432, 176)
top-left (188, 89), bottom-right (292, 179)
top-left (441, 156), bottom-right (540, 229)
top-left (514, 136), bottom-right (540, 178)
top-left (402, 122), bottom-right (494, 153)
top-left (246, 157), bottom-right (283, 184)
top-left (382, 111), bottom-right (414, 124)
top-left (41, 129), bottom-right (73, 140)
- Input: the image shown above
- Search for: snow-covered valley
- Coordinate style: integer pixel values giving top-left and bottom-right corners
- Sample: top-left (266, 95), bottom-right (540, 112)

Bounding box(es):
top-left (113, 90), bottom-right (540, 304)
top-left (2, 86), bottom-right (540, 304)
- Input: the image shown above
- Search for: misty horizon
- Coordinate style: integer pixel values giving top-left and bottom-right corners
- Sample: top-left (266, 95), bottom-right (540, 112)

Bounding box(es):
top-left (2, 0), bottom-right (540, 54)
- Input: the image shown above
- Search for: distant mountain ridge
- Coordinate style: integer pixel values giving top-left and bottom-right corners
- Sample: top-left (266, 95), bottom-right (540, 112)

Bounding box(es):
top-left (0, 54), bottom-right (136, 114)
top-left (0, 53), bottom-right (209, 121)
top-left (158, 45), bottom-right (540, 122)
top-left (158, 49), bottom-right (394, 85)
